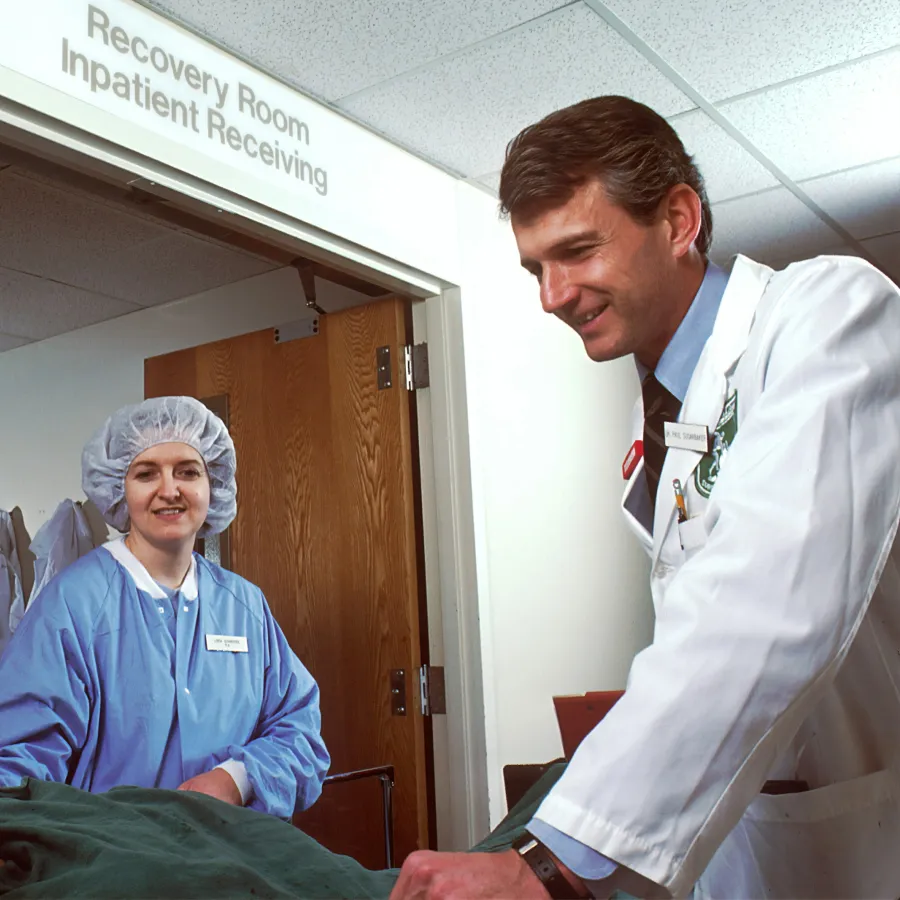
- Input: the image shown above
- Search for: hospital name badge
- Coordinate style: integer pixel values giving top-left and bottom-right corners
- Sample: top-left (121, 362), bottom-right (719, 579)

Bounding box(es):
top-left (663, 422), bottom-right (710, 453)
top-left (206, 634), bottom-right (249, 653)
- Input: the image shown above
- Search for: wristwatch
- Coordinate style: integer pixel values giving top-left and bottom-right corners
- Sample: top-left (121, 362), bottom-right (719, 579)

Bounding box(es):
top-left (513, 834), bottom-right (590, 899)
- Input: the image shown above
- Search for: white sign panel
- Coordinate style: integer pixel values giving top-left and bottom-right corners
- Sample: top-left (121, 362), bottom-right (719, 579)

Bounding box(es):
top-left (0, 0), bottom-right (460, 280)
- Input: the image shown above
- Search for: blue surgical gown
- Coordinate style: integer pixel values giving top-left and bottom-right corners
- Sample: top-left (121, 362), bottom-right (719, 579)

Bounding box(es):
top-left (0, 541), bottom-right (330, 819)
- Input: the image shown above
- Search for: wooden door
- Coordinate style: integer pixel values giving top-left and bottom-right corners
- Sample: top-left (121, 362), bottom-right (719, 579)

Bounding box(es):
top-left (145, 298), bottom-right (431, 866)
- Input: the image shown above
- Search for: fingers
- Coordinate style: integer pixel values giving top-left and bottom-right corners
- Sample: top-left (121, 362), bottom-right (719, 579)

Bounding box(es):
top-left (390, 851), bottom-right (441, 900)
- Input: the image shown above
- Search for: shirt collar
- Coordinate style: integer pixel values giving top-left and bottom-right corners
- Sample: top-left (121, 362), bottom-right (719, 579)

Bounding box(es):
top-left (636, 261), bottom-right (730, 402)
top-left (103, 536), bottom-right (199, 601)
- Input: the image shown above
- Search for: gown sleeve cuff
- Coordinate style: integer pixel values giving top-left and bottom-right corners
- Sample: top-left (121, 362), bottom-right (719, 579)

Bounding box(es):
top-left (215, 759), bottom-right (253, 805)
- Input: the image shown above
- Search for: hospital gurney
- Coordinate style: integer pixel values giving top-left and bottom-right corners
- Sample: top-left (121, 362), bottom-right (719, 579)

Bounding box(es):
top-left (0, 765), bottom-right (564, 899)
top-left (318, 764), bottom-right (396, 868)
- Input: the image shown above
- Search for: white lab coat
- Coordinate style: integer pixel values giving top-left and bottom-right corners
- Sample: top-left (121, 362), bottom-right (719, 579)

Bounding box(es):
top-left (536, 255), bottom-right (900, 898)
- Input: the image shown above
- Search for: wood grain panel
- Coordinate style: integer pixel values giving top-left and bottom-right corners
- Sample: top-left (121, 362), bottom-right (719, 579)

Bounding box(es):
top-left (145, 298), bottom-right (429, 864)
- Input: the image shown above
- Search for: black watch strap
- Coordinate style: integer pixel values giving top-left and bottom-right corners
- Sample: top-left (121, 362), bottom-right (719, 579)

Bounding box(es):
top-left (513, 834), bottom-right (589, 899)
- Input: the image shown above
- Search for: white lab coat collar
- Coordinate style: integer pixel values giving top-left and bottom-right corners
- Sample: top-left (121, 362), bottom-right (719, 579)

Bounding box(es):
top-left (103, 536), bottom-right (199, 600)
top-left (649, 255), bottom-right (774, 562)
top-left (620, 256), bottom-right (775, 556)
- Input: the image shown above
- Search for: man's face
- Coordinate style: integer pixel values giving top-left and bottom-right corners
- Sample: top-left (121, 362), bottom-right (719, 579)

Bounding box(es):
top-left (512, 179), bottom-right (680, 367)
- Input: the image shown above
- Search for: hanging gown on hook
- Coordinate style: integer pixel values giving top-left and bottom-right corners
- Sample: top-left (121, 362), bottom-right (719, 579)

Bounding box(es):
top-left (0, 512), bottom-right (24, 657)
top-left (11, 500), bottom-right (106, 634)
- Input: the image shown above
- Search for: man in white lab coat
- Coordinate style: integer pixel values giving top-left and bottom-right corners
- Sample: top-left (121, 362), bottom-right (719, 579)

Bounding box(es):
top-left (391, 95), bottom-right (900, 899)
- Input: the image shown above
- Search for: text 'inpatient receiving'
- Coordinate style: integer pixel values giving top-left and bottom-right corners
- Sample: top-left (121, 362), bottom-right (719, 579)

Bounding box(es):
top-left (60, 4), bottom-right (329, 197)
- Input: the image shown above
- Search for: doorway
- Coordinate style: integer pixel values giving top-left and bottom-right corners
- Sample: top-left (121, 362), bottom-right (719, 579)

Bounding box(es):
top-left (145, 299), bottom-right (435, 865)
top-left (0, 128), bottom-right (458, 864)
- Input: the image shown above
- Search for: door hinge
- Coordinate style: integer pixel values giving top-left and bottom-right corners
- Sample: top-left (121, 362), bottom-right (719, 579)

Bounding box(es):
top-left (404, 343), bottom-right (430, 391)
top-left (418, 665), bottom-right (446, 716)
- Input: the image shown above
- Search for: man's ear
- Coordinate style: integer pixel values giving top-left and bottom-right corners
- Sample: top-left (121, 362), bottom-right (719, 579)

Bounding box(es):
top-left (662, 184), bottom-right (704, 259)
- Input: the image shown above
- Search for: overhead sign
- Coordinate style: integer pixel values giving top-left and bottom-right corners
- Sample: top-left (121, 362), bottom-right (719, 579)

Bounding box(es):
top-left (61, 5), bottom-right (328, 197)
top-left (0, 0), bottom-right (460, 280)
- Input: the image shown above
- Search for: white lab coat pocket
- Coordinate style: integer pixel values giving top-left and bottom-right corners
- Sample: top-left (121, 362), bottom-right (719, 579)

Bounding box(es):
top-left (677, 516), bottom-right (708, 561)
top-left (696, 769), bottom-right (900, 899)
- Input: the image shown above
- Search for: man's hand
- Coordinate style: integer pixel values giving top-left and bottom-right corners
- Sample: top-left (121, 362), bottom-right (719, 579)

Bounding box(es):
top-left (177, 768), bottom-right (242, 806)
top-left (389, 850), bottom-right (550, 900)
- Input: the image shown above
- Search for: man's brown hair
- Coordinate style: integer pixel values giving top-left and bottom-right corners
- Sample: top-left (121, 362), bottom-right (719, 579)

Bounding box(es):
top-left (499, 96), bottom-right (713, 256)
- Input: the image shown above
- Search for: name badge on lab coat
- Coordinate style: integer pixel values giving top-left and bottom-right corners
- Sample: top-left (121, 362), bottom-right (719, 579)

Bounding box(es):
top-left (664, 422), bottom-right (710, 453)
top-left (206, 634), bottom-right (249, 653)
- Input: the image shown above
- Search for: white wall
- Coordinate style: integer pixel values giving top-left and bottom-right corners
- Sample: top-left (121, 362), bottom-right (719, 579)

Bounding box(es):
top-left (0, 267), bottom-right (348, 534)
top-left (454, 185), bottom-right (654, 826)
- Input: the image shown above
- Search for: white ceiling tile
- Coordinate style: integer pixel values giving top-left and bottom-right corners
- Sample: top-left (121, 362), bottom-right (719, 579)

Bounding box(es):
top-left (0, 267), bottom-right (139, 340)
top-left (709, 187), bottom-right (844, 267)
top-left (87, 233), bottom-right (279, 307)
top-left (145, 0), bottom-right (568, 101)
top-left (721, 50), bottom-right (900, 182)
top-left (602, 0), bottom-right (900, 100)
top-left (339, 4), bottom-right (693, 176)
top-left (0, 333), bottom-right (32, 353)
top-left (800, 156), bottom-right (900, 240)
top-left (862, 231), bottom-right (900, 285)
top-left (671, 111), bottom-right (780, 204)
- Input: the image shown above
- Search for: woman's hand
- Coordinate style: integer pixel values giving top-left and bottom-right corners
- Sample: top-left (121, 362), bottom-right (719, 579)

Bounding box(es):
top-left (177, 768), bottom-right (242, 806)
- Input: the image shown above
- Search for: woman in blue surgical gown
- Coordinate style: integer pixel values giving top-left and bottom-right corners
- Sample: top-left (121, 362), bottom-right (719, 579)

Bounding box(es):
top-left (0, 397), bottom-right (330, 819)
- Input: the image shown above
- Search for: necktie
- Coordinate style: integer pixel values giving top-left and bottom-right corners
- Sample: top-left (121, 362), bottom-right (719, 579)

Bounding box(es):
top-left (641, 373), bottom-right (682, 515)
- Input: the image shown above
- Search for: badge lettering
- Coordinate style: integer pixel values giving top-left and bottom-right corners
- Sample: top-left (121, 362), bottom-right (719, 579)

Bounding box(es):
top-left (664, 422), bottom-right (710, 453)
top-left (206, 634), bottom-right (249, 653)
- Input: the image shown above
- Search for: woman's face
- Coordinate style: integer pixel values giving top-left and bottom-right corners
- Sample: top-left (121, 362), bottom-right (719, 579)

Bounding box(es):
top-left (124, 442), bottom-right (211, 548)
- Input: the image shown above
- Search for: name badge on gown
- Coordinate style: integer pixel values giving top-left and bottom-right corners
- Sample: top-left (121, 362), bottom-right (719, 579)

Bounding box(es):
top-left (664, 422), bottom-right (710, 453)
top-left (206, 634), bottom-right (249, 653)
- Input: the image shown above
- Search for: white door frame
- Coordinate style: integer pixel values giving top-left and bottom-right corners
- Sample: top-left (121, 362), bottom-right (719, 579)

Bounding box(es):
top-left (412, 293), bottom-right (491, 850)
top-left (0, 99), bottom-right (490, 851)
